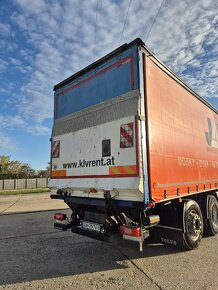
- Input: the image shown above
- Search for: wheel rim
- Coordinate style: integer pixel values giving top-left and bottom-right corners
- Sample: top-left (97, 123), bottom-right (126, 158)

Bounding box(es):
top-left (187, 210), bottom-right (202, 241)
top-left (211, 203), bottom-right (218, 227)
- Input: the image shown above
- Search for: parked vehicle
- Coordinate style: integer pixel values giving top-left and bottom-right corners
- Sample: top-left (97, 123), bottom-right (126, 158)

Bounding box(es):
top-left (49, 38), bottom-right (218, 251)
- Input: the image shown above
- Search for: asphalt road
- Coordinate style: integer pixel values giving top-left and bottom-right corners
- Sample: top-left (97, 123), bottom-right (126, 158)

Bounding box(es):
top-left (0, 195), bottom-right (217, 289)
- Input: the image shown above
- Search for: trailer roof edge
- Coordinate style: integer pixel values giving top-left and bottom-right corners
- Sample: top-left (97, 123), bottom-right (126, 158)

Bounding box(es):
top-left (53, 38), bottom-right (217, 114)
top-left (53, 38), bottom-right (145, 91)
top-left (143, 49), bottom-right (218, 114)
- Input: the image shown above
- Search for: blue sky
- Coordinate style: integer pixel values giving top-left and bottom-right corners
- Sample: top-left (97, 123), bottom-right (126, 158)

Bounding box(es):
top-left (0, 0), bottom-right (217, 169)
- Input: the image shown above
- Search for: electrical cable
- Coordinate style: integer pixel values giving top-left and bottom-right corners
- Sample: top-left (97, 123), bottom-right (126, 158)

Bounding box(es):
top-left (119, 0), bottom-right (132, 45)
top-left (93, 0), bottom-right (99, 62)
top-left (145, 0), bottom-right (165, 43)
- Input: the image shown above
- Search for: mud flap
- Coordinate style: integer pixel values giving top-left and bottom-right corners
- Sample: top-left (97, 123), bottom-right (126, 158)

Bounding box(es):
top-left (150, 225), bottom-right (185, 249)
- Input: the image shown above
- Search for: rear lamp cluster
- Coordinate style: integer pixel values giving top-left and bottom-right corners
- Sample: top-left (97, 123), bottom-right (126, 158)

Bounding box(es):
top-left (120, 225), bottom-right (141, 237)
top-left (54, 213), bottom-right (66, 221)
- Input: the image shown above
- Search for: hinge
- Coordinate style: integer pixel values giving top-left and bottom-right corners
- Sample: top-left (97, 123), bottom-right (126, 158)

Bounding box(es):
top-left (138, 115), bottom-right (145, 121)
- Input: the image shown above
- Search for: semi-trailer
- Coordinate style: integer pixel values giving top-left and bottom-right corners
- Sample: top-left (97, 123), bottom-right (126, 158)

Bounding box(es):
top-left (49, 38), bottom-right (218, 251)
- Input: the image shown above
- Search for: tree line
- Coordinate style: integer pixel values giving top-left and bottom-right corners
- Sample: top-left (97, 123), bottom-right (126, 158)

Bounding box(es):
top-left (0, 155), bottom-right (49, 179)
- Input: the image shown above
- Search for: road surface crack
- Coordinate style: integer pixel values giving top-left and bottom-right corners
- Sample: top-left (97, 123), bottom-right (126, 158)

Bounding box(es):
top-left (117, 247), bottom-right (163, 290)
top-left (0, 195), bottom-right (23, 216)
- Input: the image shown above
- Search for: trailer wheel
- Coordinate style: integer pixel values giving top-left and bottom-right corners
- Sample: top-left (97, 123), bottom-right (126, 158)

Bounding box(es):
top-left (183, 200), bottom-right (203, 250)
top-left (205, 195), bottom-right (218, 236)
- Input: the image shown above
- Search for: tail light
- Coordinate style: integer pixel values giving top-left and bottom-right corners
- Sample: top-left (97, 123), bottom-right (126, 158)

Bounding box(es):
top-left (148, 202), bottom-right (155, 209)
top-left (54, 213), bottom-right (66, 221)
top-left (120, 225), bottom-right (141, 237)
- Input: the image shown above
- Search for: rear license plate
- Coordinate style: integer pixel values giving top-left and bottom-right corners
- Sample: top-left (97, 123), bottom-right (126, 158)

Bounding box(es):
top-left (80, 220), bottom-right (102, 232)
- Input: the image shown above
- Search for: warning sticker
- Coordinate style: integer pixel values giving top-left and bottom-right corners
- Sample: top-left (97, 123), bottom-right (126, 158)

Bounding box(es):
top-left (52, 140), bottom-right (60, 158)
top-left (120, 123), bottom-right (134, 148)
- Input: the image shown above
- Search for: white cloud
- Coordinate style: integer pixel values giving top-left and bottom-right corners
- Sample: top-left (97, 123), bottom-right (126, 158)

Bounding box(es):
top-left (145, 0), bottom-right (218, 99)
top-left (0, 111), bottom-right (47, 144)
top-left (0, 58), bottom-right (8, 72)
top-left (27, 124), bottom-right (50, 135)
top-left (8, 57), bottom-right (33, 74)
top-left (14, 0), bottom-right (47, 15)
top-left (0, 88), bottom-right (7, 93)
top-left (9, 57), bottom-right (23, 66)
top-left (0, 22), bottom-right (11, 37)
top-left (0, 114), bottom-right (26, 129)
top-left (0, 130), bottom-right (16, 151)
top-left (1, 0), bottom-right (216, 141)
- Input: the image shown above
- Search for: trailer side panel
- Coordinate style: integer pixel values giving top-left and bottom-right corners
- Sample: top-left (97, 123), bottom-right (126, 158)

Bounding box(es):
top-left (144, 56), bottom-right (218, 202)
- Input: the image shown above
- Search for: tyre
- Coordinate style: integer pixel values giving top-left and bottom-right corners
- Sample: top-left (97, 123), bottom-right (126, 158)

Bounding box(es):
top-left (205, 195), bottom-right (218, 236)
top-left (183, 200), bottom-right (203, 250)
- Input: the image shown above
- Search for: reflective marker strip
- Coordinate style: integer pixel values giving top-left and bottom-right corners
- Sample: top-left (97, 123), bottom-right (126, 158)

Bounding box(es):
top-left (109, 165), bottom-right (137, 175)
top-left (51, 170), bottom-right (66, 177)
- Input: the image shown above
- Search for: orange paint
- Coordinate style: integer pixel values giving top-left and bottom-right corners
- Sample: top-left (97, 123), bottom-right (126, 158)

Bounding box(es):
top-left (144, 56), bottom-right (218, 202)
top-left (109, 165), bottom-right (137, 175)
top-left (51, 170), bottom-right (67, 177)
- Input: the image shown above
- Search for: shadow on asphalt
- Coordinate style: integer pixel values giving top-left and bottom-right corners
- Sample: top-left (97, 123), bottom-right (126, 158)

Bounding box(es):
top-left (109, 234), bottom-right (181, 260)
top-left (0, 210), bottom-right (181, 286)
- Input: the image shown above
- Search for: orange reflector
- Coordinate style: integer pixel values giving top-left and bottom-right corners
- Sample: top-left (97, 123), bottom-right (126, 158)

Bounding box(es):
top-left (54, 213), bottom-right (66, 221)
top-left (51, 170), bottom-right (67, 177)
top-left (120, 226), bottom-right (140, 237)
top-left (89, 188), bottom-right (97, 193)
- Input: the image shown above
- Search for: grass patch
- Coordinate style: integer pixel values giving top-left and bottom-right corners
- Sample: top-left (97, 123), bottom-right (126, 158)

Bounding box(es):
top-left (0, 188), bottom-right (51, 195)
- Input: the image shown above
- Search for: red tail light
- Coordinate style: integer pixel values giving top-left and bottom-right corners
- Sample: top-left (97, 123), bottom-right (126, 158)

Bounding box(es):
top-left (54, 213), bottom-right (66, 221)
top-left (120, 226), bottom-right (140, 237)
top-left (148, 202), bottom-right (155, 209)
